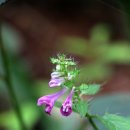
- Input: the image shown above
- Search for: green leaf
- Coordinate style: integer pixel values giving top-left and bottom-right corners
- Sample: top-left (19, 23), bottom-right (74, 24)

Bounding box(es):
top-left (50, 57), bottom-right (60, 64)
top-left (63, 80), bottom-right (74, 88)
top-left (68, 69), bottom-right (80, 79)
top-left (79, 84), bottom-right (101, 95)
top-left (90, 24), bottom-right (110, 44)
top-left (73, 100), bottom-right (88, 117)
top-left (105, 44), bottom-right (130, 64)
top-left (97, 113), bottom-right (130, 130)
top-left (72, 69), bottom-right (80, 76)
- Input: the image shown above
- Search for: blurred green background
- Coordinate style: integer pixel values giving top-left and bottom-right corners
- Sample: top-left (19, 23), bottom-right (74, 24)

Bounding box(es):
top-left (0, 0), bottom-right (130, 130)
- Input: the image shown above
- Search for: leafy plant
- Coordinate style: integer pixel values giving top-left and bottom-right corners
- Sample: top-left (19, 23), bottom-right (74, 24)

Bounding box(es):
top-left (37, 54), bottom-right (130, 130)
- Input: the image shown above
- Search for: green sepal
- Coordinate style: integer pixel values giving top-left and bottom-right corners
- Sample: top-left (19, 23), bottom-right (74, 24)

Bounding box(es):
top-left (69, 69), bottom-right (80, 78)
top-left (63, 80), bottom-right (74, 88)
top-left (50, 57), bottom-right (60, 64)
top-left (50, 54), bottom-right (76, 66)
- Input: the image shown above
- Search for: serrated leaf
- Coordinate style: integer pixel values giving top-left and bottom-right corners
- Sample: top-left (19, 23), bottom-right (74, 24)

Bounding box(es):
top-left (79, 84), bottom-right (100, 95)
top-left (73, 100), bottom-right (88, 117)
top-left (97, 113), bottom-right (130, 130)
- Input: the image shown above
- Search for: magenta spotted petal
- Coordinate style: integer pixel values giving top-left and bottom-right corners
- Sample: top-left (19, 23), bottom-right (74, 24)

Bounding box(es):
top-left (60, 104), bottom-right (72, 116)
top-left (37, 88), bottom-right (67, 115)
top-left (60, 87), bottom-right (74, 116)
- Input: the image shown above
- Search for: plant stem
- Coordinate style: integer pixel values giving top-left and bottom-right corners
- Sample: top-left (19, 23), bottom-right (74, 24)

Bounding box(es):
top-left (86, 113), bottom-right (99, 130)
top-left (0, 26), bottom-right (27, 130)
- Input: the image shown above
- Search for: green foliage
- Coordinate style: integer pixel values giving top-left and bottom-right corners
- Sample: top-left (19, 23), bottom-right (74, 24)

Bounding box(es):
top-left (0, 102), bottom-right (40, 130)
top-left (1, 22), bottom-right (130, 130)
top-left (73, 100), bottom-right (88, 117)
top-left (97, 113), bottom-right (130, 130)
top-left (50, 54), bottom-right (76, 66)
top-left (63, 80), bottom-right (74, 88)
top-left (90, 24), bottom-right (110, 44)
top-left (104, 43), bottom-right (130, 63)
top-left (59, 25), bottom-right (130, 81)
top-left (68, 69), bottom-right (80, 80)
top-left (60, 38), bottom-right (88, 57)
top-left (78, 63), bottom-right (112, 82)
top-left (51, 57), bottom-right (60, 64)
top-left (79, 84), bottom-right (101, 95)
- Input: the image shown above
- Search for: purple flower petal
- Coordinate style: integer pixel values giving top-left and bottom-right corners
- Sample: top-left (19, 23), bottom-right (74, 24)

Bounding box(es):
top-left (37, 87), bottom-right (67, 115)
top-left (60, 104), bottom-right (72, 116)
top-left (45, 105), bottom-right (53, 115)
top-left (60, 87), bottom-right (75, 116)
top-left (49, 77), bottom-right (65, 87)
top-left (51, 72), bottom-right (64, 79)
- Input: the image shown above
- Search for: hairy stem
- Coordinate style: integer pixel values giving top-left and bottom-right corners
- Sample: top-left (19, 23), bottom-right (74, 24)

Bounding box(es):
top-left (0, 26), bottom-right (27, 130)
top-left (86, 113), bottom-right (98, 130)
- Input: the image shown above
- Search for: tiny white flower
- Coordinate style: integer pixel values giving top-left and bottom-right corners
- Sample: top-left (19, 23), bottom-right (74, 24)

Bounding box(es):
top-left (56, 65), bottom-right (61, 70)
top-left (68, 73), bottom-right (73, 80)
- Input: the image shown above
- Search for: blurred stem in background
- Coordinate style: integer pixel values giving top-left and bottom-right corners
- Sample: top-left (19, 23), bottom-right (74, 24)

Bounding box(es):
top-left (0, 24), bottom-right (27, 130)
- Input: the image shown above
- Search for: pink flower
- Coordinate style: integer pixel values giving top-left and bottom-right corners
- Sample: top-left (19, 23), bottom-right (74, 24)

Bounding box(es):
top-left (51, 72), bottom-right (64, 78)
top-left (60, 87), bottom-right (75, 116)
top-left (49, 71), bottom-right (65, 87)
top-left (49, 77), bottom-right (65, 87)
top-left (37, 88), bottom-right (67, 115)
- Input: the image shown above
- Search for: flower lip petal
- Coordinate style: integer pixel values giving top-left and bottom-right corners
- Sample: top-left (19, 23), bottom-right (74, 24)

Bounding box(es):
top-left (60, 87), bottom-right (75, 116)
top-left (51, 72), bottom-right (64, 79)
top-left (60, 105), bottom-right (72, 116)
top-left (37, 88), bottom-right (67, 115)
top-left (49, 77), bottom-right (65, 87)
top-left (45, 105), bottom-right (52, 115)
top-left (37, 96), bottom-right (51, 106)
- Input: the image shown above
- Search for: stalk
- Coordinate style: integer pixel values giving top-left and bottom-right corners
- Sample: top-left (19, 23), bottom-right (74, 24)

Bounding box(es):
top-left (0, 25), bottom-right (27, 130)
top-left (86, 113), bottom-right (99, 130)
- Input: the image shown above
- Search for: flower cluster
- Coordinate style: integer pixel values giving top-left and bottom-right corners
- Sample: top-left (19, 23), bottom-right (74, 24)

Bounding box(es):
top-left (37, 54), bottom-right (79, 116)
